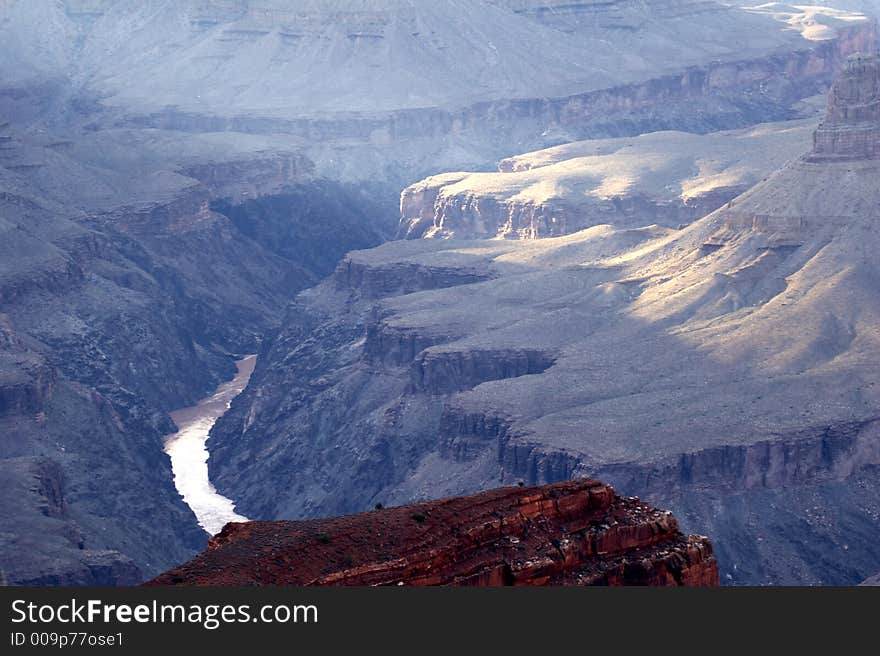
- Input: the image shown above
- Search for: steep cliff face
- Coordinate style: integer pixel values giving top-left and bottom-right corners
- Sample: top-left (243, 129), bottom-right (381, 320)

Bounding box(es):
top-left (399, 120), bottom-right (817, 239)
top-left (400, 56), bottom-right (880, 242)
top-left (3, 1), bottom-right (878, 587)
top-left (149, 479), bottom-right (718, 586)
top-left (811, 53), bottom-right (880, 160)
top-left (5, 1), bottom-right (865, 115)
top-left (1, 1), bottom-right (875, 182)
top-left (210, 56), bottom-right (880, 585)
top-left (0, 121), bottom-right (393, 584)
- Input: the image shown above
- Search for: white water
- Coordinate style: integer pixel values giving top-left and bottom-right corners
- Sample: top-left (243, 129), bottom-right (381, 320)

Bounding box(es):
top-left (163, 355), bottom-right (255, 535)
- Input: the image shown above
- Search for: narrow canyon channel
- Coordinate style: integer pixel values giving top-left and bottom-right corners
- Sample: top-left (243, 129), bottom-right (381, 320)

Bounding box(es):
top-left (164, 355), bottom-right (256, 535)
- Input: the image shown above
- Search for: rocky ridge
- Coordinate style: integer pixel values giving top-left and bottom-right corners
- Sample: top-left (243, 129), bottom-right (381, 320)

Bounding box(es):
top-left (0, 117), bottom-right (393, 584)
top-left (2, 0), bottom-right (879, 587)
top-left (149, 479), bottom-right (718, 586)
top-left (1, 1), bottom-right (875, 182)
top-left (398, 119), bottom-right (818, 239)
top-left (811, 52), bottom-right (880, 160)
top-left (209, 52), bottom-right (880, 585)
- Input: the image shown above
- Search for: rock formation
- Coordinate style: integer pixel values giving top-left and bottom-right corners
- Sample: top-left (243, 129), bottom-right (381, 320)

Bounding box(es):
top-left (4, 1), bottom-right (865, 115)
top-left (2, 1), bottom-right (879, 587)
top-left (209, 53), bottom-right (880, 586)
top-left (1, 1), bottom-right (874, 182)
top-left (0, 120), bottom-right (393, 584)
top-left (811, 53), bottom-right (880, 160)
top-left (719, 52), bottom-right (880, 243)
top-left (149, 479), bottom-right (718, 586)
top-left (398, 120), bottom-right (816, 239)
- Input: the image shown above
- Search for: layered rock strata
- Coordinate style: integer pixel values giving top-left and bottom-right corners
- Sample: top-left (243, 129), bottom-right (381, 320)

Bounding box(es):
top-left (0, 122), bottom-right (392, 584)
top-left (398, 120), bottom-right (816, 239)
top-left (2, 2), bottom-right (875, 183)
top-left (811, 53), bottom-right (880, 160)
top-left (210, 55), bottom-right (880, 585)
top-left (149, 479), bottom-right (718, 586)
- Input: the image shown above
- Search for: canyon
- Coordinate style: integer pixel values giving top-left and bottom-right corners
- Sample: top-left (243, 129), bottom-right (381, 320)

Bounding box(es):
top-left (208, 53), bottom-right (880, 586)
top-left (2, 1), bottom-right (880, 585)
top-left (150, 479), bottom-right (719, 586)
top-left (0, 118), bottom-right (394, 584)
top-left (2, 2), bottom-right (877, 183)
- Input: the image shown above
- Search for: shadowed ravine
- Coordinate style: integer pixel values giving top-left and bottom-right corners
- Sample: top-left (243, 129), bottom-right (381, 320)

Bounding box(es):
top-left (164, 356), bottom-right (256, 535)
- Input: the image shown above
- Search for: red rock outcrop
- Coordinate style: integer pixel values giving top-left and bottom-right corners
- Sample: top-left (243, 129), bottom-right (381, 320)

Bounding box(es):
top-left (149, 479), bottom-right (718, 586)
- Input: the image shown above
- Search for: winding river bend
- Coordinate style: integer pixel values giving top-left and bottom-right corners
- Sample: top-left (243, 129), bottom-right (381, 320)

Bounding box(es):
top-left (164, 355), bottom-right (255, 535)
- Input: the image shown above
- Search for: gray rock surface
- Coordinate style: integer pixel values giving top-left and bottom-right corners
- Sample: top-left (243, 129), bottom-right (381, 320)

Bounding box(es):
top-left (398, 118), bottom-right (820, 239)
top-left (0, 119), bottom-right (393, 584)
top-left (2, 1), bottom-right (875, 182)
top-left (1, 1), bottom-right (863, 115)
top-left (210, 56), bottom-right (880, 585)
top-left (2, 0), bottom-right (879, 585)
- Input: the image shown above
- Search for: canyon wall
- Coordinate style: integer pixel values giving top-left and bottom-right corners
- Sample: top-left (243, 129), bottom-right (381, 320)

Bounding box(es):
top-left (398, 121), bottom-right (817, 239)
top-left (811, 53), bottom-right (880, 160)
top-left (209, 57), bottom-right (880, 585)
top-left (0, 126), bottom-right (394, 583)
top-left (3, 1), bottom-right (880, 586)
top-left (111, 19), bottom-right (877, 183)
top-left (2, 2), bottom-right (869, 184)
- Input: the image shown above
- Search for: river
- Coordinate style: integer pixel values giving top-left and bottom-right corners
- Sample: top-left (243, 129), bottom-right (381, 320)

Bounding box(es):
top-left (163, 355), bottom-right (255, 535)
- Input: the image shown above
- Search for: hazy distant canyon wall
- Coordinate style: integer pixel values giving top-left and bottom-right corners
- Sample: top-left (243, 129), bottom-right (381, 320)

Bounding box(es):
top-left (3, 1), bottom-right (870, 183)
top-left (3, 0), bottom-right (880, 586)
top-left (114, 20), bottom-right (877, 183)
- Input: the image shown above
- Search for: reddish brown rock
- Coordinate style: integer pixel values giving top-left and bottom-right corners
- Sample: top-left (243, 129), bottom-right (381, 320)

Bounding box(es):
top-left (148, 479), bottom-right (718, 587)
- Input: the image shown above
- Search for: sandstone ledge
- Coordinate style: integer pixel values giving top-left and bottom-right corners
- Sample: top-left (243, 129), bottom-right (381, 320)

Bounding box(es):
top-left (149, 480), bottom-right (718, 587)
